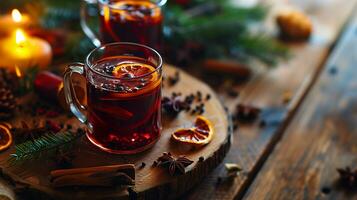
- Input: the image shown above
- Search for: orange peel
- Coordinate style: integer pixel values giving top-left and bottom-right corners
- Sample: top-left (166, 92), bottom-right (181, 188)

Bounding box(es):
top-left (0, 124), bottom-right (13, 152)
top-left (172, 116), bottom-right (214, 146)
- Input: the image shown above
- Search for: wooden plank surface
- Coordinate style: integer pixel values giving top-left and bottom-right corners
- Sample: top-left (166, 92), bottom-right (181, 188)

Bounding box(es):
top-left (186, 0), bottom-right (357, 199)
top-left (243, 13), bottom-right (357, 200)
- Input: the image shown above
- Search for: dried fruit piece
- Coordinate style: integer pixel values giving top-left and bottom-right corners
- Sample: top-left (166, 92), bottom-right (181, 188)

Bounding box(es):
top-left (172, 116), bottom-right (214, 146)
top-left (0, 124), bottom-right (13, 151)
top-left (276, 10), bottom-right (313, 41)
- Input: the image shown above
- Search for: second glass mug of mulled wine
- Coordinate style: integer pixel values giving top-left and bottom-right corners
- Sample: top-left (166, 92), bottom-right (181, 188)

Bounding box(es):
top-left (63, 42), bottom-right (163, 154)
top-left (81, 0), bottom-right (166, 50)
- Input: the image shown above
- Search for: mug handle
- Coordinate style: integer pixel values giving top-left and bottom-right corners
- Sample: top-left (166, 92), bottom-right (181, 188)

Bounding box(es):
top-left (63, 63), bottom-right (87, 124)
top-left (80, 0), bottom-right (101, 47)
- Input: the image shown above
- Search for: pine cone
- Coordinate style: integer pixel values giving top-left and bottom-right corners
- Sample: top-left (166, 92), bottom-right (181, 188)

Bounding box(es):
top-left (0, 87), bottom-right (16, 119)
top-left (0, 68), bottom-right (19, 90)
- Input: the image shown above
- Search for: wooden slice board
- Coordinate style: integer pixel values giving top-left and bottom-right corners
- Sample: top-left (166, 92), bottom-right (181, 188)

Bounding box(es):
top-left (0, 65), bottom-right (231, 200)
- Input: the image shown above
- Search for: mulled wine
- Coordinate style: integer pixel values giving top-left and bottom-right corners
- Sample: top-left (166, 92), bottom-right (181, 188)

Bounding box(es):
top-left (63, 42), bottom-right (163, 154)
top-left (99, 0), bottom-right (163, 50)
top-left (86, 56), bottom-right (161, 153)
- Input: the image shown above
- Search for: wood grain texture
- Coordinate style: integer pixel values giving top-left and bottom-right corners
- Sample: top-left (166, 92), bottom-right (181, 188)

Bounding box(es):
top-left (244, 13), bottom-right (357, 200)
top-left (185, 0), bottom-right (357, 199)
top-left (0, 65), bottom-right (231, 200)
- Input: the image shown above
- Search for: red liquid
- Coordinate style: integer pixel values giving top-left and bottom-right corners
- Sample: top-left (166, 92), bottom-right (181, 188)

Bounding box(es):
top-left (86, 56), bottom-right (161, 154)
top-left (99, 0), bottom-right (163, 50)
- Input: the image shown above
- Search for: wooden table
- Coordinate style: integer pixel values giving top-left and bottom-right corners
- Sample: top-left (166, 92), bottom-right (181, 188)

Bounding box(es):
top-left (0, 0), bottom-right (356, 199)
top-left (185, 0), bottom-right (357, 199)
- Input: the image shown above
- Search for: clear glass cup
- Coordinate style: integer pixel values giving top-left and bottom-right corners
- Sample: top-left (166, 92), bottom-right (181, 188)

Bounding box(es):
top-left (81, 0), bottom-right (166, 50)
top-left (64, 42), bottom-right (163, 154)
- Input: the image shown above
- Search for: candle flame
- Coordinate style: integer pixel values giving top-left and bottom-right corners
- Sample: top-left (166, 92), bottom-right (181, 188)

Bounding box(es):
top-left (15, 66), bottom-right (22, 78)
top-left (15, 29), bottom-right (26, 45)
top-left (12, 9), bottom-right (22, 23)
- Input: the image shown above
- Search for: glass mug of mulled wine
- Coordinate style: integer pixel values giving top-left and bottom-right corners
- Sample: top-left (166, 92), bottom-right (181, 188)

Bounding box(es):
top-left (81, 0), bottom-right (166, 50)
top-left (63, 42), bottom-right (162, 154)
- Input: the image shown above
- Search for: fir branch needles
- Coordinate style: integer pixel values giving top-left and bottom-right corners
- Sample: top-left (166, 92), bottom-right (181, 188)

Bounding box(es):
top-left (9, 131), bottom-right (83, 165)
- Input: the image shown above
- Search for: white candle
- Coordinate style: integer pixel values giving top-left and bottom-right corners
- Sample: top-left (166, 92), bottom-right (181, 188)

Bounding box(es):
top-left (0, 9), bottom-right (31, 36)
top-left (0, 29), bottom-right (52, 71)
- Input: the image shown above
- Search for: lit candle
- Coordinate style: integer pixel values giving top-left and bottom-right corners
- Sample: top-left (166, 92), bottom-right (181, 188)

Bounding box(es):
top-left (0, 9), bottom-right (31, 36)
top-left (0, 29), bottom-right (52, 71)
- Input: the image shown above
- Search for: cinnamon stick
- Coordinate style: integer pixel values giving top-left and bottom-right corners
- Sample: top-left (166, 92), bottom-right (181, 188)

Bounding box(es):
top-left (50, 164), bottom-right (135, 188)
top-left (203, 59), bottom-right (251, 78)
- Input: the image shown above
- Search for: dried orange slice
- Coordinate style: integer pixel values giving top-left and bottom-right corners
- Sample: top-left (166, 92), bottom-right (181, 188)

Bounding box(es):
top-left (106, 61), bottom-right (160, 98)
top-left (0, 124), bottom-right (12, 152)
top-left (111, 0), bottom-right (162, 21)
top-left (0, 122), bottom-right (12, 130)
top-left (112, 62), bottom-right (156, 79)
top-left (172, 116), bottom-right (214, 146)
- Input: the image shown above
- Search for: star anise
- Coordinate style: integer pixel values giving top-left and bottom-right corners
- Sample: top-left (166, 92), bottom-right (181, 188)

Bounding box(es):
top-left (337, 167), bottom-right (357, 187)
top-left (12, 120), bottom-right (62, 143)
top-left (162, 96), bottom-right (189, 116)
top-left (156, 152), bottom-right (194, 175)
top-left (234, 104), bottom-right (261, 123)
top-left (53, 149), bottom-right (75, 169)
top-left (12, 121), bottom-right (48, 143)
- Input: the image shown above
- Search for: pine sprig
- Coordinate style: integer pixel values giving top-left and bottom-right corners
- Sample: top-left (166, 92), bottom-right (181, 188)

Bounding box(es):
top-left (233, 34), bottom-right (289, 65)
top-left (9, 131), bottom-right (83, 165)
top-left (163, 4), bottom-right (288, 66)
top-left (16, 67), bottom-right (39, 96)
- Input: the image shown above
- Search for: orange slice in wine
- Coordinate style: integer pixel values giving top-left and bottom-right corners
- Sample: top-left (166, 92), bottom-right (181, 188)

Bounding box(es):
top-left (0, 124), bottom-right (13, 152)
top-left (104, 62), bottom-right (160, 98)
top-left (172, 116), bottom-right (214, 146)
top-left (112, 0), bottom-right (162, 21)
top-left (112, 62), bottom-right (156, 79)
